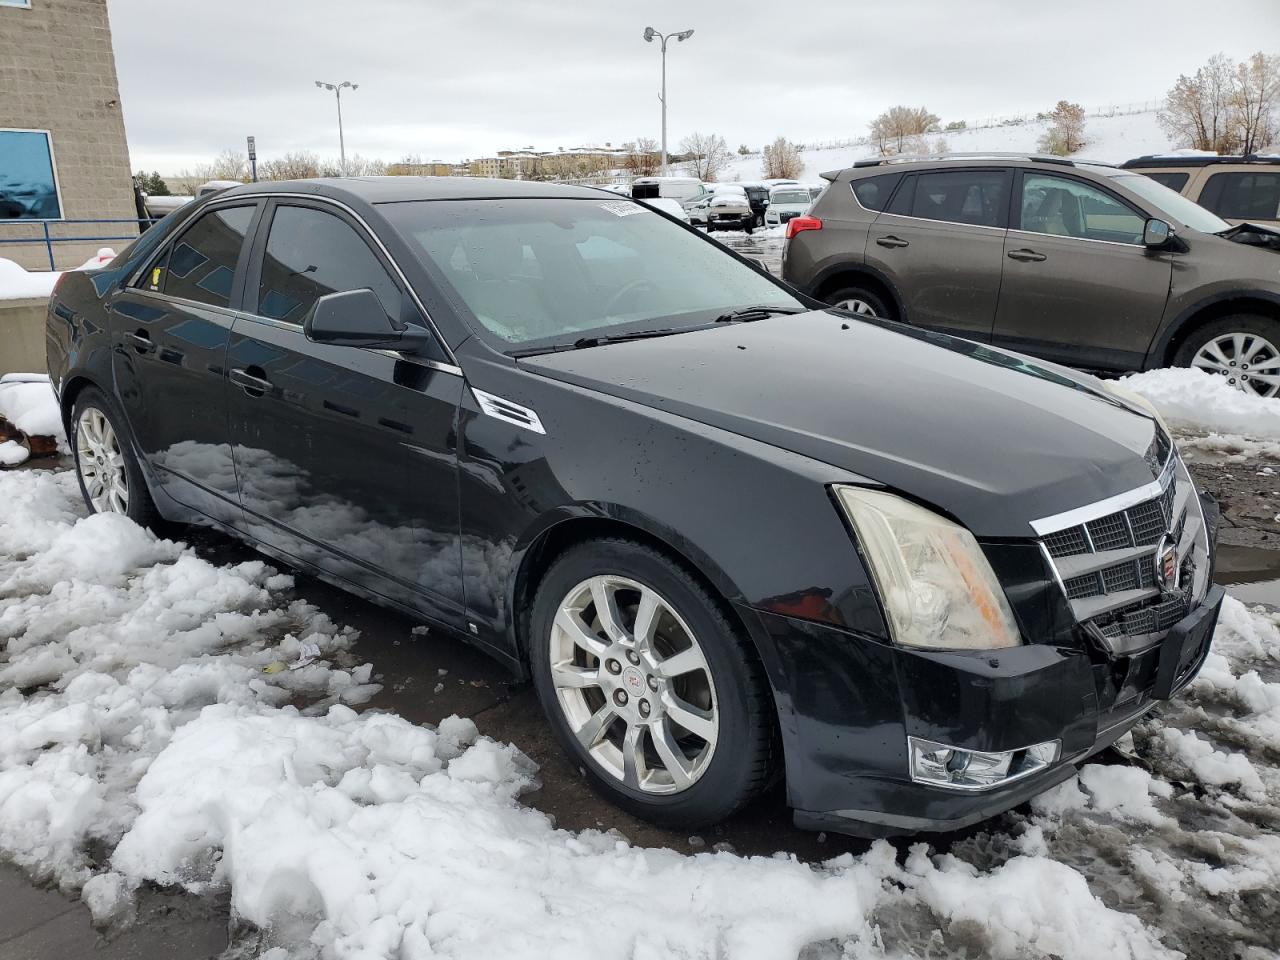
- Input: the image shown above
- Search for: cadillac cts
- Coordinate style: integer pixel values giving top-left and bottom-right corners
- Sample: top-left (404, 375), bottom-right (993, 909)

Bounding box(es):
top-left (45, 178), bottom-right (1223, 836)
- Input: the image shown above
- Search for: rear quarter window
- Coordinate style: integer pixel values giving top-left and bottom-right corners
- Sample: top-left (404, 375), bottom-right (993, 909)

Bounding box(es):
top-left (1142, 171), bottom-right (1190, 192)
top-left (851, 173), bottom-right (902, 212)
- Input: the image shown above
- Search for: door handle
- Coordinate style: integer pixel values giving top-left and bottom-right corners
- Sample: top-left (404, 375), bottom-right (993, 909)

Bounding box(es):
top-left (229, 367), bottom-right (273, 396)
top-left (127, 330), bottom-right (155, 354)
top-left (1007, 248), bottom-right (1047, 262)
top-left (875, 235), bottom-right (910, 248)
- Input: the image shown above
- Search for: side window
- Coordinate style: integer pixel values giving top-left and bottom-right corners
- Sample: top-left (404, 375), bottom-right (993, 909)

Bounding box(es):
top-left (1019, 174), bottom-right (1145, 244)
top-left (906, 170), bottom-right (1008, 227)
top-left (1144, 171), bottom-right (1189, 192)
top-left (256, 205), bottom-right (402, 324)
top-left (852, 173), bottom-right (901, 212)
top-left (1199, 171), bottom-right (1280, 221)
top-left (156, 205), bottom-right (255, 307)
top-left (885, 175), bottom-right (916, 216)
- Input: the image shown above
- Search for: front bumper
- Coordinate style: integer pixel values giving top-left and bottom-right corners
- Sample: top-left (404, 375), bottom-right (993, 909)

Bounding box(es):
top-left (736, 581), bottom-right (1223, 838)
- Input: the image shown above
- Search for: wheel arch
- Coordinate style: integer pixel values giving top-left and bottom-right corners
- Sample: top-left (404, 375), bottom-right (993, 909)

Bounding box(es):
top-left (1149, 291), bottom-right (1280, 369)
top-left (808, 264), bottom-right (903, 321)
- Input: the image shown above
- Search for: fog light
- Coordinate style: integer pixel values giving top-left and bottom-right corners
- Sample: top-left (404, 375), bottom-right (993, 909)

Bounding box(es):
top-left (908, 737), bottom-right (1060, 791)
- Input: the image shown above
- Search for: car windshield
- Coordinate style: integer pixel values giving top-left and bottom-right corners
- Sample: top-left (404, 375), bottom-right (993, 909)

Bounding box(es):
top-left (382, 198), bottom-right (802, 350)
top-left (1109, 173), bottom-right (1231, 234)
top-left (771, 191), bottom-right (810, 204)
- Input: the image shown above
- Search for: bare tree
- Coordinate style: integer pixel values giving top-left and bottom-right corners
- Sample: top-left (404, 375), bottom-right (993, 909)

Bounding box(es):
top-left (1160, 54), bottom-right (1240, 153)
top-left (1233, 52), bottom-right (1280, 154)
top-left (868, 106), bottom-right (941, 155)
top-left (679, 132), bottom-right (731, 182)
top-left (259, 151), bottom-right (321, 181)
top-left (621, 138), bottom-right (660, 178)
top-left (761, 136), bottom-right (803, 179)
top-left (1037, 101), bottom-right (1088, 155)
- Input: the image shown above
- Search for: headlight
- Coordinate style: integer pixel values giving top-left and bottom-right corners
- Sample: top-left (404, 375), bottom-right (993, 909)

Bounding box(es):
top-left (834, 486), bottom-right (1021, 650)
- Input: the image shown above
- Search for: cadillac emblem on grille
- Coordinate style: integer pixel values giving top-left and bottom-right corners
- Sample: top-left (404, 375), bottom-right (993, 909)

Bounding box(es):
top-left (1155, 533), bottom-right (1180, 589)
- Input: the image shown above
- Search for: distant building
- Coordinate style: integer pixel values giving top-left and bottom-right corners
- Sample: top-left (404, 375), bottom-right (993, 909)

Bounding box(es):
top-left (1, 0), bottom-right (137, 269)
top-left (385, 161), bottom-right (455, 177)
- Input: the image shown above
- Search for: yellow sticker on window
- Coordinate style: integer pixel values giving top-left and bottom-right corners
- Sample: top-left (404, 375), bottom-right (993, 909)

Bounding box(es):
top-left (150, 267), bottom-right (161, 289)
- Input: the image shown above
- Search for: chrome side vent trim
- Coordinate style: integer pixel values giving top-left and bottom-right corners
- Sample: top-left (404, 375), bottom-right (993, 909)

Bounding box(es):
top-left (472, 388), bottom-right (546, 435)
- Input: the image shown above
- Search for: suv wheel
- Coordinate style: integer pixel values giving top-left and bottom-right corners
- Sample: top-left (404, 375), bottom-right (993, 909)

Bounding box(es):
top-left (1174, 315), bottom-right (1280, 399)
top-left (529, 538), bottom-right (772, 827)
top-left (824, 285), bottom-right (891, 320)
top-left (70, 387), bottom-right (161, 527)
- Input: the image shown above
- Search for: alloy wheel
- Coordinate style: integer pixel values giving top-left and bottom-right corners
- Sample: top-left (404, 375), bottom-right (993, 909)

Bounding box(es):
top-left (76, 407), bottom-right (129, 514)
top-left (1191, 332), bottom-right (1280, 398)
top-left (548, 575), bottom-right (719, 794)
top-left (835, 298), bottom-right (878, 317)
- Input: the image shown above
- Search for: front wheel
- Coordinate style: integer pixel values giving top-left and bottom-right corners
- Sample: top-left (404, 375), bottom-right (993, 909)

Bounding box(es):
top-left (71, 387), bottom-right (161, 528)
top-left (1173, 315), bottom-right (1280, 399)
top-left (529, 539), bottom-right (773, 827)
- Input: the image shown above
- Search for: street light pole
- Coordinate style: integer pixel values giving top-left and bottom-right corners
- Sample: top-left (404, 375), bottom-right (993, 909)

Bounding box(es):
top-left (315, 80), bottom-right (359, 175)
top-left (642, 27), bottom-right (693, 175)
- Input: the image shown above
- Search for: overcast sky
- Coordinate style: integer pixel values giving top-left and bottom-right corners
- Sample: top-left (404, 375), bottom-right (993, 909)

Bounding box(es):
top-left (108, 0), bottom-right (1280, 175)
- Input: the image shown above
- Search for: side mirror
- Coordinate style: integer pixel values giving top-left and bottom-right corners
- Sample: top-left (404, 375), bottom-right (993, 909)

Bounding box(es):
top-left (1143, 218), bottom-right (1173, 248)
top-left (304, 289), bottom-right (433, 353)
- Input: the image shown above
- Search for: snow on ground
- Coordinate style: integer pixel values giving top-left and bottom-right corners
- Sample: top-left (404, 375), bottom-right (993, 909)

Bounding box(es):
top-left (0, 374), bottom-right (63, 439)
top-left (0, 249), bottom-right (114, 301)
top-left (721, 110), bottom-right (1171, 183)
top-left (1, 465), bottom-right (1279, 957)
top-left (1121, 368), bottom-right (1280, 443)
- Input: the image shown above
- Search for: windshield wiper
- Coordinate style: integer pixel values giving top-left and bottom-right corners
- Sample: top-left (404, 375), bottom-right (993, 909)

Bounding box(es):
top-left (508, 328), bottom-right (681, 357)
top-left (713, 305), bottom-right (802, 323)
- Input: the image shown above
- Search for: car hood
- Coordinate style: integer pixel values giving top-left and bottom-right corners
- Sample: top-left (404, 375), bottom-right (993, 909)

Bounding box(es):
top-left (709, 195), bottom-right (749, 208)
top-left (521, 312), bottom-right (1162, 538)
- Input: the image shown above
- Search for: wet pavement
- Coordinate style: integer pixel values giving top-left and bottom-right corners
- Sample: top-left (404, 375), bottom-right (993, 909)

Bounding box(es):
top-left (706, 227), bottom-right (786, 275)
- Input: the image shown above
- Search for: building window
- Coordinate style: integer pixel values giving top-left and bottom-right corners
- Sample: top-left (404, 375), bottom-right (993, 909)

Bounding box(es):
top-left (0, 129), bottom-right (63, 220)
top-left (0, 1), bottom-right (34, 10)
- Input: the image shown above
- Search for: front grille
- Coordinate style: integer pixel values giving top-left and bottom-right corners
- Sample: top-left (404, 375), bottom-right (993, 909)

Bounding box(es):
top-left (1037, 434), bottom-right (1208, 653)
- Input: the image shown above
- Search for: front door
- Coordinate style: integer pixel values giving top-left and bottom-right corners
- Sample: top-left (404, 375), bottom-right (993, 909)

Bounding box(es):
top-left (226, 200), bottom-right (465, 622)
top-left (992, 171), bottom-right (1173, 370)
top-left (863, 168), bottom-right (1011, 340)
top-left (109, 202), bottom-right (260, 524)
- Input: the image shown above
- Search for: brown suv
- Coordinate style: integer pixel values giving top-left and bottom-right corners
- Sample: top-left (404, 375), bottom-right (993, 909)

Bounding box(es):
top-left (781, 153), bottom-right (1280, 397)
top-left (1121, 155), bottom-right (1280, 226)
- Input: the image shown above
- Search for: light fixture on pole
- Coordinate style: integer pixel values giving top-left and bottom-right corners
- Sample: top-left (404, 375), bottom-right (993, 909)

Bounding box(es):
top-left (642, 27), bottom-right (693, 175)
top-left (315, 80), bottom-right (359, 175)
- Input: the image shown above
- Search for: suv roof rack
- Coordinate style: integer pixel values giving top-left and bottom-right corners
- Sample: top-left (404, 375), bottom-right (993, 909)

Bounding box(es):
top-left (842, 152), bottom-right (1115, 171)
top-left (1119, 153), bottom-right (1280, 169)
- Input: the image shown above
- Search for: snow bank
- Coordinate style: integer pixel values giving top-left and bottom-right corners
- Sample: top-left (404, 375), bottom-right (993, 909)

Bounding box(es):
top-left (0, 249), bottom-right (114, 302)
top-left (1120, 367), bottom-right (1280, 442)
top-left (0, 374), bottom-right (63, 439)
top-left (0, 467), bottom-right (1193, 958)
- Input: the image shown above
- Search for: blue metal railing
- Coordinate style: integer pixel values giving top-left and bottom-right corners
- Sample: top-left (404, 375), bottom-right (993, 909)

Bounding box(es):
top-left (0, 218), bottom-right (164, 271)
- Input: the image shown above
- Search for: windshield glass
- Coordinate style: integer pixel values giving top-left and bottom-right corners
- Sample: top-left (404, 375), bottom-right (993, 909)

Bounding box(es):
top-left (381, 198), bottom-right (802, 350)
top-left (1109, 173), bottom-right (1231, 233)
top-left (771, 191), bottom-right (810, 204)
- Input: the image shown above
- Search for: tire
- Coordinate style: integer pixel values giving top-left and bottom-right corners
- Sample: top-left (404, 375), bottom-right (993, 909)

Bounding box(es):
top-left (705, 221), bottom-right (716, 233)
top-left (1172, 314), bottom-right (1280, 399)
top-left (742, 219), bottom-right (754, 235)
top-left (70, 387), bottom-right (162, 529)
top-left (823, 284), bottom-right (892, 320)
top-left (529, 538), bottom-right (773, 827)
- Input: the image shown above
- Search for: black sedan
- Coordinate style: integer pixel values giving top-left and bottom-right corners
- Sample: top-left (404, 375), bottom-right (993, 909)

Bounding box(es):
top-left (45, 177), bottom-right (1222, 836)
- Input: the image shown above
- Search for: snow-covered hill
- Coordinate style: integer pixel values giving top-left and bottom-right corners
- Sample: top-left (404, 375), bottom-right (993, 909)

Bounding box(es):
top-left (722, 110), bottom-right (1172, 183)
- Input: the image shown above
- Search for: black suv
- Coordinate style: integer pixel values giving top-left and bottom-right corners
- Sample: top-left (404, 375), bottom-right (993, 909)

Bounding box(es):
top-left (47, 177), bottom-right (1220, 836)
top-left (782, 153), bottom-right (1280, 397)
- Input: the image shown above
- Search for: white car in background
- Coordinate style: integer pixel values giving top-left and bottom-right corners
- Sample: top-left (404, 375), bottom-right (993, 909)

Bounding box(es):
top-left (642, 197), bottom-right (691, 222)
top-left (630, 176), bottom-right (708, 208)
top-left (764, 185), bottom-right (815, 228)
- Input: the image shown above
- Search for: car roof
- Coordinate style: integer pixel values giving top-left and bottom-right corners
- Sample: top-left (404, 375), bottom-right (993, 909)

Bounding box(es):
top-left (1120, 154), bottom-right (1280, 169)
top-left (824, 153), bottom-right (1119, 181)
top-left (216, 176), bottom-right (611, 204)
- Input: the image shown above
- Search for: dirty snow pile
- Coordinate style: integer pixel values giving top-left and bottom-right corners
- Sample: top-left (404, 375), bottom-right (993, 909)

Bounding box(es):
top-left (0, 374), bottom-right (67, 467)
top-left (3, 468), bottom-right (1280, 958)
top-left (1122, 368), bottom-right (1280, 443)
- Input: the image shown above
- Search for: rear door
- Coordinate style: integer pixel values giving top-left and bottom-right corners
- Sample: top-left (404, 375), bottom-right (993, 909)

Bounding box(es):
top-left (109, 200), bottom-right (261, 524)
top-left (1196, 169), bottom-right (1280, 225)
top-left (863, 167), bottom-right (1011, 340)
top-left (992, 170), bottom-right (1172, 370)
top-left (227, 199), bottom-right (465, 621)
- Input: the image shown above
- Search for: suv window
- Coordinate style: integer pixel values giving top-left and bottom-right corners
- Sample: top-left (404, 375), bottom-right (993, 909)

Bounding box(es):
top-left (256, 205), bottom-right (402, 324)
top-left (157, 205), bottom-right (255, 307)
top-left (891, 170), bottom-right (1008, 227)
top-left (1143, 171), bottom-right (1190, 192)
top-left (852, 173), bottom-right (900, 211)
top-left (1199, 171), bottom-right (1280, 221)
top-left (1019, 173), bottom-right (1144, 244)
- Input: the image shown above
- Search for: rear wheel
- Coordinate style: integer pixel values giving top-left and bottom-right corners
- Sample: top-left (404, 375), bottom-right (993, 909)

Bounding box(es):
top-left (71, 387), bottom-right (161, 528)
top-left (529, 538), bottom-right (773, 827)
top-left (1173, 314), bottom-right (1280, 399)
top-left (823, 284), bottom-right (891, 320)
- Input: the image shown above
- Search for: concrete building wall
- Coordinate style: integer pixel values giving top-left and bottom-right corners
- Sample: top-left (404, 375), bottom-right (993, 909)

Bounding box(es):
top-left (1, 0), bottom-right (137, 270)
